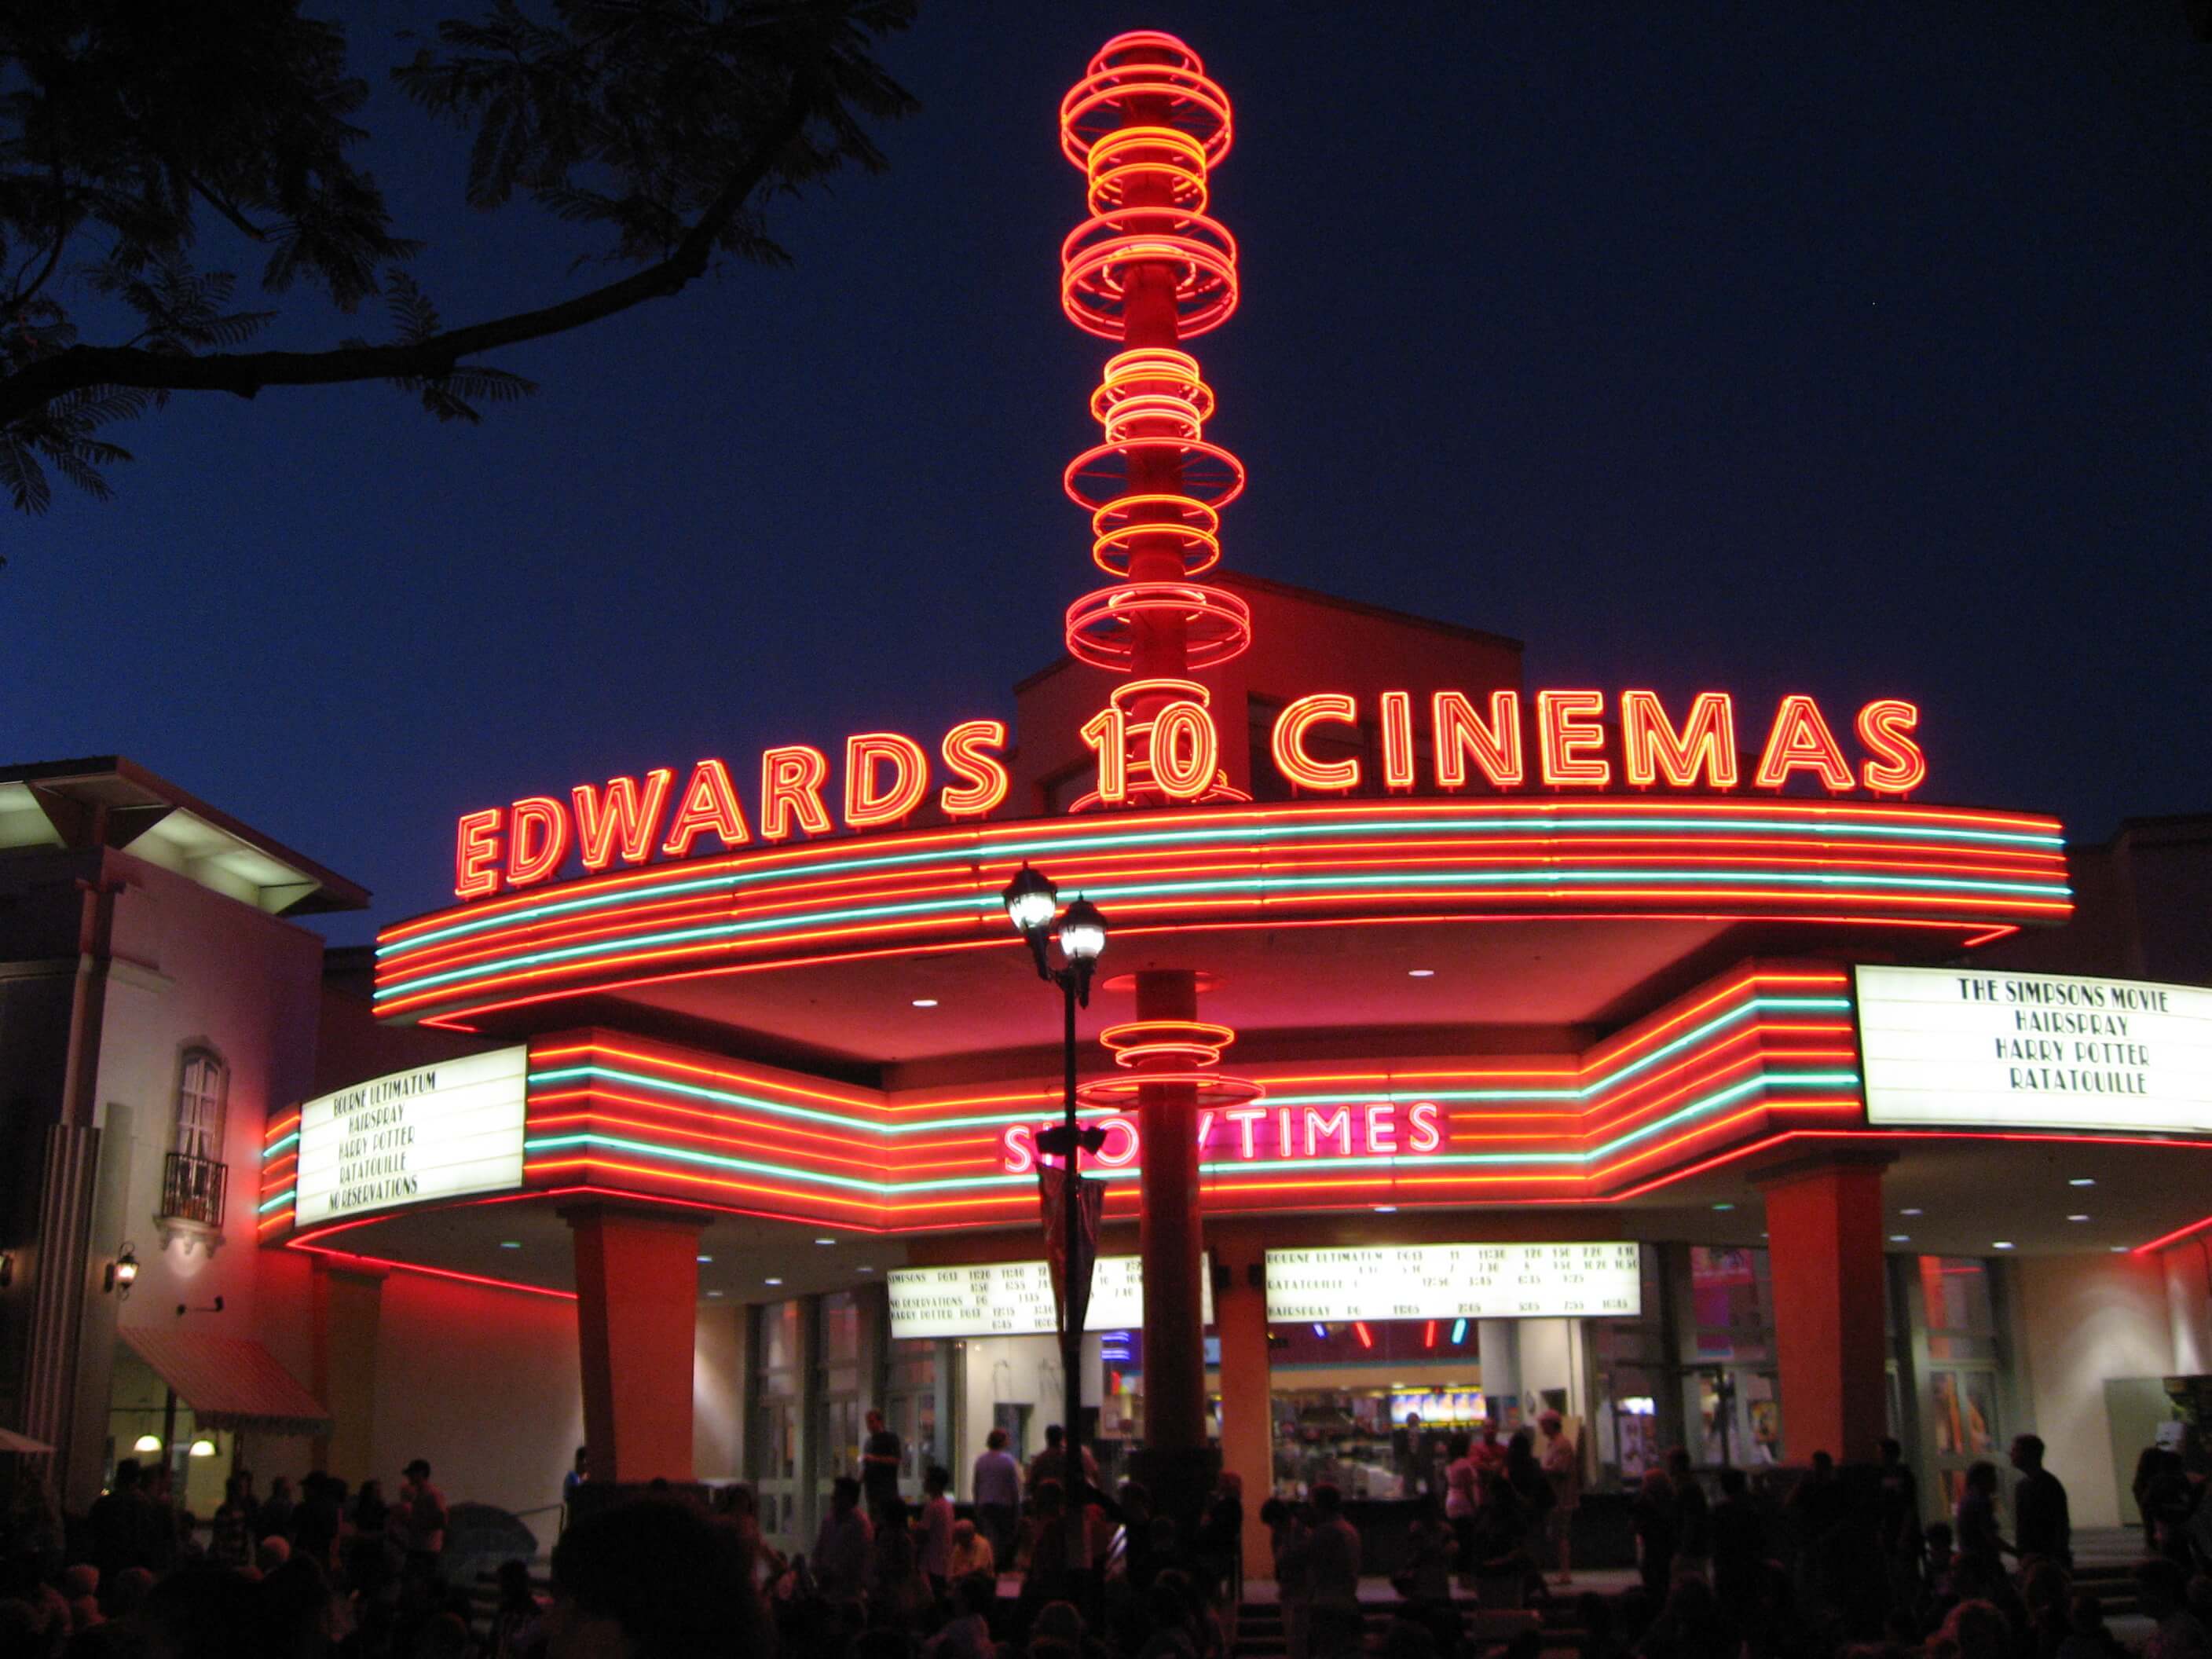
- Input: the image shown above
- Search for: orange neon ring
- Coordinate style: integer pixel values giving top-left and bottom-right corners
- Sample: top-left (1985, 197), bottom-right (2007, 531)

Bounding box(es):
top-left (1086, 126), bottom-right (1210, 214)
top-left (1060, 42), bottom-right (1231, 171)
top-left (1075, 1071), bottom-right (1264, 1109)
top-left (1064, 582), bottom-right (1252, 671)
top-left (1060, 214), bottom-right (1240, 339)
top-left (1090, 496), bottom-right (1221, 577)
top-left (1100, 1020), bottom-right (1237, 1068)
top-left (1064, 438), bottom-right (1245, 511)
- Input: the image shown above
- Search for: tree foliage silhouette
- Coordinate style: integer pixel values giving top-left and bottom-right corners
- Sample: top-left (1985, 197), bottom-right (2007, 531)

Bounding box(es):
top-left (0, 0), bottom-right (917, 514)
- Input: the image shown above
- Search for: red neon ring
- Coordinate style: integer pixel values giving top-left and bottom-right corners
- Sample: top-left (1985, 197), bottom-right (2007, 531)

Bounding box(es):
top-left (1076, 1071), bottom-right (1264, 1109)
top-left (1091, 496), bottom-right (1221, 577)
top-left (1064, 582), bottom-right (1253, 670)
top-left (1064, 438), bottom-right (1246, 511)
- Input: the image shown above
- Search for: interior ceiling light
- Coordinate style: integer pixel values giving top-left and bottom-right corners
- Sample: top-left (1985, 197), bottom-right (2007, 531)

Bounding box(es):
top-left (499, 1241), bottom-right (521, 1250)
top-left (1407, 969), bottom-right (1435, 978)
top-left (697, 1254), bottom-right (713, 1263)
top-left (1901, 1207), bottom-right (1924, 1216)
top-left (1712, 1202), bottom-right (1734, 1212)
top-left (1994, 1241), bottom-right (2015, 1250)
top-left (764, 1276), bottom-right (783, 1286)
top-left (913, 998), bottom-right (939, 1008)
top-left (133, 1434), bottom-right (162, 1453)
top-left (2067, 1214), bottom-right (2090, 1222)
top-left (815, 1237), bottom-right (837, 1246)
top-left (2069, 1178), bottom-right (2096, 1188)
top-left (1890, 1234), bottom-right (1910, 1243)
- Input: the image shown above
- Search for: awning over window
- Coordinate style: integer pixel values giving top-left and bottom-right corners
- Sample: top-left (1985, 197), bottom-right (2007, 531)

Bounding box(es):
top-left (119, 1328), bottom-right (331, 1437)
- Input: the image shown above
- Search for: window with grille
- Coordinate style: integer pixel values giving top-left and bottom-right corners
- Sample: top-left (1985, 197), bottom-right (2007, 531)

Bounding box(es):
top-left (175, 1049), bottom-right (228, 1161)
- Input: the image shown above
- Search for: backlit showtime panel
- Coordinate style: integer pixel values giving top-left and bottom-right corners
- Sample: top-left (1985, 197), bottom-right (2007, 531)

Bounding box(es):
top-left (888, 1255), bottom-right (1214, 1339)
top-left (1265, 1242), bottom-right (1644, 1322)
top-left (372, 799), bottom-right (2072, 1029)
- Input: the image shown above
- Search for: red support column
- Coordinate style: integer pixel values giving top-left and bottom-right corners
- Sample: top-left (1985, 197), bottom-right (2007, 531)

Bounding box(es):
top-left (565, 1206), bottom-right (705, 1485)
top-left (1137, 969), bottom-right (1207, 1457)
top-left (1756, 1156), bottom-right (1892, 1464)
top-left (1212, 1243), bottom-right (1275, 1585)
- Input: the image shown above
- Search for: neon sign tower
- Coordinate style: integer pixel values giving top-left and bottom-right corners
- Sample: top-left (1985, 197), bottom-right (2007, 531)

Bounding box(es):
top-left (1058, 31), bottom-right (1252, 1490)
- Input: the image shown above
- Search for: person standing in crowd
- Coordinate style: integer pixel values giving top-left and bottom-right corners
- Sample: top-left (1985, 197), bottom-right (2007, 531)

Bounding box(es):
top-left (1306, 1484), bottom-right (1363, 1657)
top-left (1665, 1448), bottom-right (1708, 1577)
top-left (1632, 1464), bottom-right (1677, 1598)
top-left (1954, 1459), bottom-right (2008, 1566)
top-left (292, 1472), bottom-right (344, 1572)
top-left (861, 1408), bottom-right (903, 1523)
top-left (1538, 1411), bottom-right (1581, 1584)
top-left (2011, 1433), bottom-right (2072, 1567)
top-left (1442, 1433), bottom-right (1479, 1586)
top-left (395, 1457), bottom-right (449, 1582)
top-left (348, 1477), bottom-right (392, 1597)
top-left (1708, 1465), bottom-right (1763, 1606)
top-left (812, 1474), bottom-right (874, 1610)
top-left (1022, 1479), bottom-right (1075, 1611)
top-left (562, 1445), bottom-right (587, 1521)
top-left (916, 1465), bottom-right (954, 1597)
top-left (1471, 1418), bottom-right (1508, 1479)
top-left (1028, 1423), bottom-right (1097, 1495)
top-left (87, 1459), bottom-right (159, 1585)
top-left (1877, 1435), bottom-right (1925, 1605)
top-left (1261, 1496), bottom-right (1313, 1659)
top-left (255, 1473), bottom-right (296, 1542)
top-left (972, 1426), bottom-right (1021, 1566)
top-left (209, 1470), bottom-right (257, 1569)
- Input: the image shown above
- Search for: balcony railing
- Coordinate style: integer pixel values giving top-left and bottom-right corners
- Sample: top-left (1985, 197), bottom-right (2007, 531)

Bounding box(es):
top-left (160, 1152), bottom-right (227, 1229)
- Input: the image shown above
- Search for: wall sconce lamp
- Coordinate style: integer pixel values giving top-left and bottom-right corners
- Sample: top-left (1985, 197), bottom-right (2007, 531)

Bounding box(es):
top-left (106, 1245), bottom-right (140, 1299)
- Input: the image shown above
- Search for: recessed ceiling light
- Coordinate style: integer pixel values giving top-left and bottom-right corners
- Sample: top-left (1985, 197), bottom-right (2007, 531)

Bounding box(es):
top-left (2111, 1245), bottom-right (2129, 1254)
top-left (764, 1276), bottom-right (783, 1286)
top-left (913, 998), bottom-right (939, 1008)
top-left (815, 1237), bottom-right (837, 1246)
top-left (697, 1254), bottom-right (713, 1264)
top-left (1901, 1207), bottom-right (1924, 1217)
top-left (2067, 1214), bottom-right (2090, 1223)
top-left (1712, 1202), bottom-right (1734, 1212)
top-left (1407, 969), bottom-right (1435, 979)
top-left (1374, 1205), bottom-right (1397, 1213)
top-left (857, 1265), bottom-right (874, 1273)
top-left (1993, 1241), bottom-right (2015, 1251)
top-left (707, 1290), bottom-right (724, 1298)
top-left (1891, 1234), bottom-right (1910, 1243)
top-left (500, 1240), bottom-right (521, 1250)
top-left (2068, 1178), bottom-right (2096, 1188)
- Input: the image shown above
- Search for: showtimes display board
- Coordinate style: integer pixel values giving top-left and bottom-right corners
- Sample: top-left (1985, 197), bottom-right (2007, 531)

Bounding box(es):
top-left (1264, 1242), bottom-right (1645, 1322)
top-left (295, 1046), bottom-right (529, 1225)
top-left (1855, 965), bottom-right (2212, 1136)
top-left (888, 1255), bottom-right (1213, 1339)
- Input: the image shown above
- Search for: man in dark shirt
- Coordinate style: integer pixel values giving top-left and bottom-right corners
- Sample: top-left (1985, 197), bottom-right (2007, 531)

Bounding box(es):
top-left (861, 1408), bottom-right (902, 1523)
top-left (2010, 1434), bottom-right (2071, 1566)
top-left (1708, 1465), bottom-right (1763, 1605)
top-left (87, 1459), bottom-right (160, 1583)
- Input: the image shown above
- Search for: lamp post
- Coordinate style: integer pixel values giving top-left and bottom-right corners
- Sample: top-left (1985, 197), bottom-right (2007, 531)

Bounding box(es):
top-left (1001, 862), bottom-right (1108, 1571)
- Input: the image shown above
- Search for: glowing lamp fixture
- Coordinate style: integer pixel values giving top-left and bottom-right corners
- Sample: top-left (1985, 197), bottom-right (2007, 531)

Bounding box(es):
top-left (189, 1437), bottom-right (217, 1459)
top-left (1057, 896), bottom-right (1108, 964)
top-left (1002, 862), bottom-right (1060, 938)
top-left (108, 1246), bottom-right (140, 1298)
top-left (133, 1434), bottom-right (163, 1454)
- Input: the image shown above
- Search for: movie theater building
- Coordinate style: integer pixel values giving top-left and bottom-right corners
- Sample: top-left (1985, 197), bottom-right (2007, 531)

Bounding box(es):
top-left (6, 35), bottom-right (2212, 1580)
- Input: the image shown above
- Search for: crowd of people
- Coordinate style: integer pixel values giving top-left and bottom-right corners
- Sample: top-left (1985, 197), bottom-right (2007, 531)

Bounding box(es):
top-left (4, 1422), bottom-right (2212, 1659)
top-left (0, 1452), bottom-right (478, 1657)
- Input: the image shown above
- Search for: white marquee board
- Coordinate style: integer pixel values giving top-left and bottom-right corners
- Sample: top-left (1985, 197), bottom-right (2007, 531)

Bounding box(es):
top-left (295, 1046), bottom-right (529, 1225)
top-left (1855, 965), bottom-right (2212, 1136)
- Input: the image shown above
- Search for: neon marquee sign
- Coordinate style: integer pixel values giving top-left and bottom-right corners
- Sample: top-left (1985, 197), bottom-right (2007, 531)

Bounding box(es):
top-left (998, 1099), bottom-right (1446, 1174)
top-left (450, 689), bottom-right (1926, 901)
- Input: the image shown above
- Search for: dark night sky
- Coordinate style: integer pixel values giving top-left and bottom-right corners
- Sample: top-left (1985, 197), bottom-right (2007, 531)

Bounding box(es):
top-left (9, 3), bottom-right (2208, 944)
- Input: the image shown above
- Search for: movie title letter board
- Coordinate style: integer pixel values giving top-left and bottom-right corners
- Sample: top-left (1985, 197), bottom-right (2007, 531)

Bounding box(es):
top-left (1855, 965), bottom-right (2212, 1137)
top-left (1265, 1242), bottom-right (1644, 1322)
top-left (295, 1046), bottom-right (529, 1225)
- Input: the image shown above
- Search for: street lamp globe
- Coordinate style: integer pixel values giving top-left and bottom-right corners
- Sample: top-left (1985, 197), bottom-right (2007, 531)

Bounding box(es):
top-left (1057, 895), bottom-right (1108, 964)
top-left (1002, 862), bottom-right (1059, 937)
